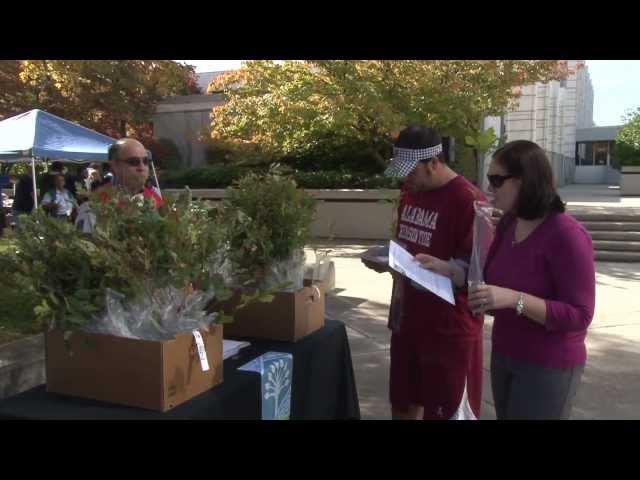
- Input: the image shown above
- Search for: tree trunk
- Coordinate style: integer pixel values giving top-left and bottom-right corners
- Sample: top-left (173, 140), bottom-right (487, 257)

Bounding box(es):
top-left (473, 148), bottom-right (480, 187)
top-left (119, 120), bottom-right (127, 138)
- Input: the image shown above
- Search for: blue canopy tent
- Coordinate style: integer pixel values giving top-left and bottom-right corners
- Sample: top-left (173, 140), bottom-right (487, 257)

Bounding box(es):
top-left (0, 109), bottom-right (160, 208)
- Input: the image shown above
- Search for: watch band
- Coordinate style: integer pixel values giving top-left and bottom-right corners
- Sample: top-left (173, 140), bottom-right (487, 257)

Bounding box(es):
top-left (516, 292), bottom-right (525, 316)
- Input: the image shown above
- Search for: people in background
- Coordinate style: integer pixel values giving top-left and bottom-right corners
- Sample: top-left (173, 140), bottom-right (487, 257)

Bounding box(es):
top-left (40, 161), bottom-right (78, 202)
top-left (11, 172), bottom-right (35, 228)
top-left (468, 140), bottom-right (595, 420)
top-left (41, 173), bottom-right (78, 221)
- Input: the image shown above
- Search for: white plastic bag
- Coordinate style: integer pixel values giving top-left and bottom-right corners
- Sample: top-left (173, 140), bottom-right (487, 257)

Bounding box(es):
top-left (468, 201), bottom-right (496, 288)
top-left (449, 378), bottom-right (478, 420)
top-left (260, 249), bottom-right (306, 292)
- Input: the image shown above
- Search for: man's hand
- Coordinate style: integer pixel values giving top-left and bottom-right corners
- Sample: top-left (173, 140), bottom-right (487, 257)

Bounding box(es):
top-left (44, 202), bottom-right (59, 213)
top-left (361, 257), bottom-right (389, 274)
top-left (414, 253), bottom-right (452, 278)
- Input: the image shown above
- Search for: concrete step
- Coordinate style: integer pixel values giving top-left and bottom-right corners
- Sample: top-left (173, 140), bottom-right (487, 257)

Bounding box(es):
top-left (594, 250), bottom-right (640, 262)
top-left (581, 222), bottom-right (640, 232)
top-left (569, 212), bottom-right (640, 223)
top-left (592, 240), bottom-right (640, 252)
top-left (589, 231), bottom-right (640, 241)
top-left (0, 334), bottom-right (45, 400)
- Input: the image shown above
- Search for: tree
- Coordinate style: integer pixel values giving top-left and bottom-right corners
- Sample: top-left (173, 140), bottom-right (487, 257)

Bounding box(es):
top-left (207, 60), bottom-right (571, 172)
top-left (0, 60), bottom-right (200, 141)
top-left (615, 107), bottom-right (640, 167)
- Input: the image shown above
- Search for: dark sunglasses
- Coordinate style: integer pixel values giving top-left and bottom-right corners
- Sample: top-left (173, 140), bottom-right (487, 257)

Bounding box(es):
top-left (121, 156), bottom-right (150, 167)
top-left (487, 174), bottom-right (514, 189)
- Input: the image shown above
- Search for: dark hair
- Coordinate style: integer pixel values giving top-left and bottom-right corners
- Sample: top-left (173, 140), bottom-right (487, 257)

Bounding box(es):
top-left (492, 140), bottom-right (565, 220)
top-left (51, 161), bottom-right (64, 171)
top-left (395, 125), bottom-right (447, 164)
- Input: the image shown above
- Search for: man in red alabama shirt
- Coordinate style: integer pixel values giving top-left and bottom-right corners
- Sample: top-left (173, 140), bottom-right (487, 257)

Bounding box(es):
top-left (363, 125), bottom-right (485, 420)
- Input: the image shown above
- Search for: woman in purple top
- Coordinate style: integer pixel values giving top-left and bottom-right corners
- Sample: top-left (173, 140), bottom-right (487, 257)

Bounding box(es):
top-left (468, 140), bottom-right (595, 420)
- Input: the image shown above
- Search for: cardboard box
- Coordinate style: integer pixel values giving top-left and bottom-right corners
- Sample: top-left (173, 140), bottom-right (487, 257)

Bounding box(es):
top-left (221, 280), bottom-right (325, 342)
top-left (45, 324), bottom-right (223, 412)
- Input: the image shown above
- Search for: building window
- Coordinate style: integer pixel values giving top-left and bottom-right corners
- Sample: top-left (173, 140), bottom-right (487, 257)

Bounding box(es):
top-left (576, 142), bottom-right (593, 166)
top-left (560, 79), bottom-right (567, 88)
top-left (593, 141), bottom-right (609, 166)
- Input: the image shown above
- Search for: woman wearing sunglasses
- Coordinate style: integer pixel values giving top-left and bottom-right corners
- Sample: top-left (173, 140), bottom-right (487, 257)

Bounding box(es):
top-left (468, 140), bottom-right (595, 420)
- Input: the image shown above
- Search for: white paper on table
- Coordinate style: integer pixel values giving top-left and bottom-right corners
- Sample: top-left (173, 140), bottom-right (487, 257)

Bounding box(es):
top-left (388, 240), bottom-right (455, 305)
top-left (223, 339), bottom-right (251, 360)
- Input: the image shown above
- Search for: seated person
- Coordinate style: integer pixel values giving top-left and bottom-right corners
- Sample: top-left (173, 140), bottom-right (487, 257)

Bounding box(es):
top-left (41, 173), bottom-right (78, 221)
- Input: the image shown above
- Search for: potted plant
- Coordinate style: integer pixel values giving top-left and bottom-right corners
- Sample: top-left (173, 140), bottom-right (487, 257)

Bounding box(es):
top-left (0, 188), bottom-right (238, 411)
top-left (220, 170), bottom-right (316, 291)
top-left (215, 170), bottom-right (323, 341)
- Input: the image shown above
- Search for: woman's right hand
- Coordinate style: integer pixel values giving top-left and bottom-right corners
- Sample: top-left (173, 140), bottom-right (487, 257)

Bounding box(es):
top-left (490, 208), bottom-right (504, 228)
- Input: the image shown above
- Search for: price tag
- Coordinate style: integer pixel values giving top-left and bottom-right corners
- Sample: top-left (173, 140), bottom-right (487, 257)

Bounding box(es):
top-left (192, 330), bottom-right (210, 372)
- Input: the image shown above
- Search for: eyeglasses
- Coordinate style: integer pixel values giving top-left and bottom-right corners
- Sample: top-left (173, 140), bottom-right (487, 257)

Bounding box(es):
top-left (487, 174), bottom-right (514, 189)
top-left (121, 156), bottom-right (150, 167)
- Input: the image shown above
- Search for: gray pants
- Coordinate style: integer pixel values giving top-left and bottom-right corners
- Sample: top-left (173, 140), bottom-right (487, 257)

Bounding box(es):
top-left (491, 351), bottom-right (584, 420)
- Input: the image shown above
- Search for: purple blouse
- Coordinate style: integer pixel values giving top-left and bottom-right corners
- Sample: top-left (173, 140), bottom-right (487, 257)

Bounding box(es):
top-left (484, 212), bottom-right (596, 368)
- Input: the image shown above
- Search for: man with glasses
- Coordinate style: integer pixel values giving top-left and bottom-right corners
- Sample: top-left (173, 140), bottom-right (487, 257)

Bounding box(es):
top-left (105, 138), bottom-right (163, 208)
top-left (77, 138), bottom-right (163, 233)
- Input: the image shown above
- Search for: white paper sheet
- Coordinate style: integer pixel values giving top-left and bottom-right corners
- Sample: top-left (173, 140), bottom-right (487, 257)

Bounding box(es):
top-left (388, 240), bottom-right (455, 305)
top-left (223, 339), bottom-right (250, 360)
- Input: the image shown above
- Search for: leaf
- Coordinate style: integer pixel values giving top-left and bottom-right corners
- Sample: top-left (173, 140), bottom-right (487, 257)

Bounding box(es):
top-left (217, 313), bottom-right (235, 325)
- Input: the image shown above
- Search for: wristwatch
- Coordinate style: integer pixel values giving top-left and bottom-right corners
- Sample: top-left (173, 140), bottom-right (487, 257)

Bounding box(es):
top-left (515, 292), bottom-right (525, 316)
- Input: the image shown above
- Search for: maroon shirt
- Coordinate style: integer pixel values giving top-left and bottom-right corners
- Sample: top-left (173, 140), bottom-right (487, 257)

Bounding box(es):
top-left (484, 212), bottom-right (596, 368)
top-left (396, 175), bottom-right (485, 341)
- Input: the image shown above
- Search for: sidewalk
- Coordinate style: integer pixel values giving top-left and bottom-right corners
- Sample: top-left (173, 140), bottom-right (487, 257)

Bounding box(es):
top-left (558, 184), bottom-right (640, 210)
top-left (308, 238), bottom-right (640, 420)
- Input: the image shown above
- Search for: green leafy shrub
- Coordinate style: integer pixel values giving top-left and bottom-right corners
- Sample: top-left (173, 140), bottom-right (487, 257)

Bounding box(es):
top-left (616, 108), bottom-right (640, 167)
top-left (0, 188), bottom-right (230, 333)
top-left (220, 171), bottom-right (316, 283)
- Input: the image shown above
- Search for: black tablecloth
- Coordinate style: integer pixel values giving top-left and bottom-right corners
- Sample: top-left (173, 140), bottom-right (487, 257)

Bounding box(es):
top-left (0, 320), bottom-right (360, 420)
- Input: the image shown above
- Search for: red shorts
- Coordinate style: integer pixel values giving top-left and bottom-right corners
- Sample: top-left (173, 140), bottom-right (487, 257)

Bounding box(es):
top-left (390, 331), bottom-right (483, 419)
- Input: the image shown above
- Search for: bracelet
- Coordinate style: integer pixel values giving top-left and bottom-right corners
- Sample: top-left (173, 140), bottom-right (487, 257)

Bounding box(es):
top-left (515, 292), bottom-right (525, 316)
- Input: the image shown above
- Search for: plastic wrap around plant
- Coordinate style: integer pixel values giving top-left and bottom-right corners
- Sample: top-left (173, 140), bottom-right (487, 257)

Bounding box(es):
top-left (83, 286), bottom-right (220, 341)
top-left (468, 201), bottom-right (496, 287)
top-left (259, 249), bottom-right (306, 292)
top-left (309, 249), bottom-right (332, 284)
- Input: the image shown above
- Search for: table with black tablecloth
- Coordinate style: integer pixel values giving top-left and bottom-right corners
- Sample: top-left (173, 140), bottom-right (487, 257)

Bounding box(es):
top-left (0, 319), bottom-right (360, 420)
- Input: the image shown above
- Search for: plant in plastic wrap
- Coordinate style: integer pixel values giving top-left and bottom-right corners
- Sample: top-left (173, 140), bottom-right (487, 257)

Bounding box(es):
top-left (0, 186), bottom-right (237, 343)
top-left (220, 169), bottom-right (317, 292)
top-left (468, 201), bottom-right (496, 315)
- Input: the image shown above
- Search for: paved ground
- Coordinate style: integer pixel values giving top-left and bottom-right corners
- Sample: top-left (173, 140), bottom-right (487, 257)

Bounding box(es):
top-left (557, 184), bottom-right (640, 209)
top-left (308, 184), bottom-right (640, 420)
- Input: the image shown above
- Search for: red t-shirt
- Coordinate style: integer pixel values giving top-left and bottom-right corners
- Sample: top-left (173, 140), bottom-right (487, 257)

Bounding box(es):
top-left (395, 175), bottom-right (485, 341)
top-left (143, 187), bottom-right (164, 208)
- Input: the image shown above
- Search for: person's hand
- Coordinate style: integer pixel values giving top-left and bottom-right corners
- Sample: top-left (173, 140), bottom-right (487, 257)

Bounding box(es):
top-left (44, 202), bottom-right (59, 212)
top-left (467, 283), bottom-right (518, 314)
top-left (361, 257), bottom-right (389, 274)
top-left (414, 253), bottom-right (451, 278)
top-left (490, 208), bottom-right (504, 228)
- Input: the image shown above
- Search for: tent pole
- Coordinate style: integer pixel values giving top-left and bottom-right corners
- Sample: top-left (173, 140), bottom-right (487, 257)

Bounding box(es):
top-left (31, 157), bottom-right (38, 209)
top-left (150, 160), bottom-right (162, 198)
